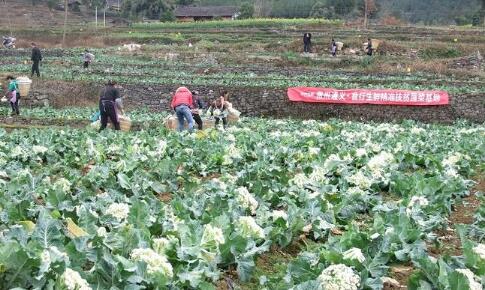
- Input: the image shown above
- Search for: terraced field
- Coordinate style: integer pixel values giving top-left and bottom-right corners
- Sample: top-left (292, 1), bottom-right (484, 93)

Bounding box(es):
top-left (0, 20), bottom-right (485, 290)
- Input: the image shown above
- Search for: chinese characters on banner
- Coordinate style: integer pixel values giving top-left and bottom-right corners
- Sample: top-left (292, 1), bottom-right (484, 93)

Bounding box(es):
top-left (287, 87), bottom-right (450, 106)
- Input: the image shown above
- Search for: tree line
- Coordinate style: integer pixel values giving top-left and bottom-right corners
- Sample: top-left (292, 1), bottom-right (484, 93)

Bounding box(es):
top-left (61, 0), bottom-right (485, 25)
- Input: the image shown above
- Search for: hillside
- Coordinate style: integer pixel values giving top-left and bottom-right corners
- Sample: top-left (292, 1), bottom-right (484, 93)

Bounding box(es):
top-left (0, 0), bottom-right (117, 30)
top-left (1, 0), bottom-right (483, 27)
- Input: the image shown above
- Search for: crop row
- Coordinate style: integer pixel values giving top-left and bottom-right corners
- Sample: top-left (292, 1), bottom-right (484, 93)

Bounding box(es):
top-left (1, 117), bottom-right (484, 289)
top-left (1, 62), bottom-right (483, 95)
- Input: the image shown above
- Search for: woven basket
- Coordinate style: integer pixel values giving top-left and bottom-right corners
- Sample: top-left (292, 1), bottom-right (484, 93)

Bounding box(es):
top-left (165, 115), bottom-right (238, 131)
top-left (16, 77), bottom-right (32, 97)
top-left (117, 115), bottom-right (131, 131)
top-left (336, 42), bottom-right (344, 51)
top-left (90, 115), bottom-right (131, 132)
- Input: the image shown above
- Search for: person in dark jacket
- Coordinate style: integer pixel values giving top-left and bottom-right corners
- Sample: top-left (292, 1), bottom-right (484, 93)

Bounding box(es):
top-left (191, 91), bottom-right (205, 130)
top-left (331, 39), bottom-right (337, 57)
top-left (303, 33), bottom-right (312, 53)
top-left (31, 43), bottom-right (42, 78)
top-left (366, 38), bottom-right (373, 56)
top-left (99, 80), bottom-right (121, 131)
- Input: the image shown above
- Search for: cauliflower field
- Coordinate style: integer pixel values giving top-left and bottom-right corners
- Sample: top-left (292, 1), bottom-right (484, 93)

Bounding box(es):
top-left (0, 117), bottom-right (484, 289)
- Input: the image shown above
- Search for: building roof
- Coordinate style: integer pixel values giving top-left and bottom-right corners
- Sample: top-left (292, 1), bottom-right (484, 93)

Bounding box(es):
top-left (105, 0), bottom-right (121, 7)
top-left (174, 6), bottom-right (239, 17)
top-left (67, 0), bottom-right (81, 5)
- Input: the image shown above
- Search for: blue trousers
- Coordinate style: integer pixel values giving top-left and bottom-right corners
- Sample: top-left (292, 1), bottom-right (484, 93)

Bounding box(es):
top-left (175, 105), bottom-right (194, 132)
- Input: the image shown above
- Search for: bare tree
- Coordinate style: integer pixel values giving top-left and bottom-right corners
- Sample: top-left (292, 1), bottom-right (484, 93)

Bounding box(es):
top-left (363, 0), bottom-right (376, 29)
top-left (254, 0), bottom-right (263, 17)
top-left (254, 0), bottom-right (274, 17)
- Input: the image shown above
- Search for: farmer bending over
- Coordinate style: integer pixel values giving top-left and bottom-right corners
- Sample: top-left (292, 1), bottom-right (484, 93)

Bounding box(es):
top-left (83, 50), bottom-right (95, 69)
top-left (209, 92), bottom-right (229, 129)
top-left (171, 87), bottom-right (194, 132)
top-left (99, 80), bottom-right (121, 131)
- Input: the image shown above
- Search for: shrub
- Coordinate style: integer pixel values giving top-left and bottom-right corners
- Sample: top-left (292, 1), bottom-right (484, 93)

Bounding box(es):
top-left (379, 15), bottom-right (404, 26)
top-left (160, 10), bottom-right (175, 22)
top-left (419, 47), bottom-right (462, 60)
top-left (239, 2), bottom-right (254, 19)
top-left (455, 16), bottom-right (472, 26)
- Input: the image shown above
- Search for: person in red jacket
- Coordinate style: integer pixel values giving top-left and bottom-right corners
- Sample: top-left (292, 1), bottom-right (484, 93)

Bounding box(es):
top-left (171, 87), bottom-right (195, 132)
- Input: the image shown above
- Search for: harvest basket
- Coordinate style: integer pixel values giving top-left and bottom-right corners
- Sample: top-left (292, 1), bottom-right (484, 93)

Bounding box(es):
top-left (363, 39), bottom-right (381, 52)
top-left (16, 76), bottom-right (32, 97)
top-left (90, 115), bottom-right (131, 132)
top-left (336, 42), bottom-right (344, 51)
top-left (165, 113), bottom-right (239, 131)
top-left (118, 115), bottom-right (132, 131)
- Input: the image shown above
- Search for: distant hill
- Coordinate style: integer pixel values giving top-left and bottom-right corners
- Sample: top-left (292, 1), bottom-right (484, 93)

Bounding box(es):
top-left (199, 0), bottom-right (482, 25)
top-left (0, 0), bottom-right (482, 29)
top-left (0, 0), bottom-right (119, 30)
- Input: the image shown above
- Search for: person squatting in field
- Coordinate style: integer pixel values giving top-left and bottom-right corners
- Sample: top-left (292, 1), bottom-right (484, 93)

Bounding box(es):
top-left (208, 91), bottom-right (229, 129)
top-left (171, 87), bottom-right (195, 132)
top-left (191, 91), bottom-right (206, 130)
top-left (99, 80), bottom-right (122, 131)
top-left (5, 76), bottom-right (20, 115)
top-left (31, 43), bottom-right (42, 78)
top-left (83, 50), bottom-right (95, 69)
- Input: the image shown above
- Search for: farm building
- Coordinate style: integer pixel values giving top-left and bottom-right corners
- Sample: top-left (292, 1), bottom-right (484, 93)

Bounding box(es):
top-left (106, 0), bottom-right (122, 12)
top-left (56, 0), bottom-right (82, 12)
top-left (174, 6), bottom-right (240, 21)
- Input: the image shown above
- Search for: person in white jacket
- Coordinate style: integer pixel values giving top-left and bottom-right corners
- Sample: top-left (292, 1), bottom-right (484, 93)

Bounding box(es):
top-left (83, 50), bottom-right (95, 69)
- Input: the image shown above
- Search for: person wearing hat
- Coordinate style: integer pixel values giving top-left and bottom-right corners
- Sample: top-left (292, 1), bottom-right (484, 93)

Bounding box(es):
top-left (99, 80), bottom-right (121, 131)
top-left (171, 87), bottom-right (194, 132)
top-left (31, 43), bottom-right (42, 78)
top-left (191, 90), bottom-right (206, 130)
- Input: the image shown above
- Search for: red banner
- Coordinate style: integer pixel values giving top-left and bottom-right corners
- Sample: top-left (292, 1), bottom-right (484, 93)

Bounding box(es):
top-left (288, 87), bottom-right (449, 106)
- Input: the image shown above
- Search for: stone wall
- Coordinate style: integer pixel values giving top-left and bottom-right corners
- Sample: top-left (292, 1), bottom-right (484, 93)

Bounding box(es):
top-left (27, 80), bottom-right (485, 124)
top-left (21, 80), bottom-right (100, 108)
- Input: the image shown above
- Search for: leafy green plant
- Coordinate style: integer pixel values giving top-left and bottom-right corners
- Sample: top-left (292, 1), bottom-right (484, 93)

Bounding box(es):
top-left (0, 116), bottom-right (484, 289)
top-left (419, 47), bottom-right (462, 60)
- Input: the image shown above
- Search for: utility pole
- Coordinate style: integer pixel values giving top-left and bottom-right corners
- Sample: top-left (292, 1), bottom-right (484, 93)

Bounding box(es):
top-left (62, 0), bottom-right (68, 47)
top-left (95, 6), bottom-right (98, 29)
